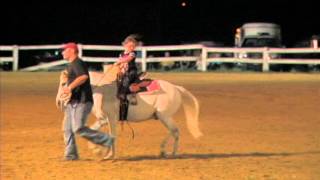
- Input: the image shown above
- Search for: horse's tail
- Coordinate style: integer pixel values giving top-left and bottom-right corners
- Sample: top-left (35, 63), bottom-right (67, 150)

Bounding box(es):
top-left (176, 86), bottom-right (203, 139)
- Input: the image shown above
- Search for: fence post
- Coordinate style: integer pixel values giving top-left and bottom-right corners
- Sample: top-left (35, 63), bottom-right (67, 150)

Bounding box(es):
top-left (201, 46), bottom-right (207, 71)
top-left (262, 47), bottom-right (270, 72)
top-left (78, 44), bottom-right (83, 58)
top-left (13, 45), bottom-right (19, 71)
top-left (141, 47), bottom-right (147, 71)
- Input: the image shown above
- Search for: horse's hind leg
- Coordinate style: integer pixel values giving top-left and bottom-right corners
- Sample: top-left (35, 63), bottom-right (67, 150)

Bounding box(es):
top-left (158, 115), bottom-right (180, 157)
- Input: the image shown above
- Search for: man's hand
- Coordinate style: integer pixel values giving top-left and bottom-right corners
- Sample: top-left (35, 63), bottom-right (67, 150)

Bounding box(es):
top-left (66, 74), bottom-right (88, 92)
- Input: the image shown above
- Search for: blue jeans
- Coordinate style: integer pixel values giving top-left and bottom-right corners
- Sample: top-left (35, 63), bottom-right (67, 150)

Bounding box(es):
top-left (63, 101), bottom-right (113, 160)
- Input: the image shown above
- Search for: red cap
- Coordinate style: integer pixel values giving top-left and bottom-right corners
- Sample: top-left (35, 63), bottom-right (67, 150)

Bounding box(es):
top-left (63, 42), bottom-right (78, 51)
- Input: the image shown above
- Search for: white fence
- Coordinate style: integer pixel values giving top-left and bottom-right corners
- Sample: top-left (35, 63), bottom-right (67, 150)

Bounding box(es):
top-left (1, 44), bottom-right (320, 72)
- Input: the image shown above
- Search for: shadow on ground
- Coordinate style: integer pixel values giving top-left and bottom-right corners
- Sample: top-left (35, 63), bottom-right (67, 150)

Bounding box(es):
top-left (116, 151), bottom-right (320, 162)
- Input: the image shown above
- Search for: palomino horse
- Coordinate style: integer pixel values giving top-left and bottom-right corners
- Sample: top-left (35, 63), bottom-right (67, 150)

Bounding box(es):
top-left (56, 65), bottom-right (203, 159)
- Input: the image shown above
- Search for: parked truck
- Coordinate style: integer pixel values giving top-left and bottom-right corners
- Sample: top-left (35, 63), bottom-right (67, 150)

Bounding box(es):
top-left (235, 22), bottom-right (282, 48)
top-left (234, 22), bottom-right (282, 71)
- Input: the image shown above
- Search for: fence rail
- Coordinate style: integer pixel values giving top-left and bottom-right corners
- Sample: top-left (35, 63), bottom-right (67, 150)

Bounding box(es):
top-left (1, 44), bottom-right (319, 72)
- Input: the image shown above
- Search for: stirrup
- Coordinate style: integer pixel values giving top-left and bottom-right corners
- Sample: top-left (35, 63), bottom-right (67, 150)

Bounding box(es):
top-left (130, 94), bottom-right (137, 105)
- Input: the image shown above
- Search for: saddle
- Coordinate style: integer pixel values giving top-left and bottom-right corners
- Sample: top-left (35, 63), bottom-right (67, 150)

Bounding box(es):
top-left (131, 72), bottom-right (161, 93)
top-left (117, 72), bottom-right (160, 121)
top-left (129, 79), bottom-right (152, 93)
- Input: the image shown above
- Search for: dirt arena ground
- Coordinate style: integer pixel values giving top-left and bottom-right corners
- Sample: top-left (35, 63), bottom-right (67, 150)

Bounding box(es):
top-left (1, 72), bottom-right (320, 180)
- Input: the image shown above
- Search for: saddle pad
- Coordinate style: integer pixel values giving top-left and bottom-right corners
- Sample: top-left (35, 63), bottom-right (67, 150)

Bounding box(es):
top-left (147, 80), bottom-right (160, 92)
top-left (138, 80), bottom-right (161, 95)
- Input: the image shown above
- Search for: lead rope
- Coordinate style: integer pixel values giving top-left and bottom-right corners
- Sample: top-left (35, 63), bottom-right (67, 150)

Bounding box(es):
top-left (120, 121), bottom-right (135, 140)
top-left (127, 121), bottom-right (135, 139)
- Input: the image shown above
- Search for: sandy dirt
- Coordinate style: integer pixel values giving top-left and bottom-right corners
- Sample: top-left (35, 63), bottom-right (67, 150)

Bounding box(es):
top-left (1, 72), bottom-right (320, 180)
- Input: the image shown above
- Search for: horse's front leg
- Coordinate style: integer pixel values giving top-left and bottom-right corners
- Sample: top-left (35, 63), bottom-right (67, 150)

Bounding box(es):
top-left (110, 117), bottom-right (118, 159)
top-left (88, 116), bottom-right (109, 149)
top-left (88, 92), bottom-right (109, 150)
top-left (101, 118), bottom-right (117, 160)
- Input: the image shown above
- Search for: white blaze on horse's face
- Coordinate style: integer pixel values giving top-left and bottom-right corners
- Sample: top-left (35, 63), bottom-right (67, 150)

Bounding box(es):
top-left (56, 70), bottom-right (71, 109)
top-left (60, 70), bottom-right (68, 85)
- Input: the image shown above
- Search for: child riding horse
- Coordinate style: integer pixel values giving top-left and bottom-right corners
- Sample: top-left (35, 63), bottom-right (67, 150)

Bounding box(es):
top-left (115, 34), bottom-right (141, 121)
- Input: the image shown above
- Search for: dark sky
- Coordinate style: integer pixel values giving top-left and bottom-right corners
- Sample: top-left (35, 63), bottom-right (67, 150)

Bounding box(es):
top-left (1, 0), bottom-right (319, 46)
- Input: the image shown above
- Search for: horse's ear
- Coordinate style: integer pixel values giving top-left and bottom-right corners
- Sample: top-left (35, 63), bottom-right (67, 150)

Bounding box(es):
top-left (60, 70), bottom-right (68, 84)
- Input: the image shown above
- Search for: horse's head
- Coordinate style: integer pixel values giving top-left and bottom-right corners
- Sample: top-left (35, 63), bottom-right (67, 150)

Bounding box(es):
top-left (59, 70), bottom-right (68, 86)
top-left (56, 70), bottom-right (71, 110)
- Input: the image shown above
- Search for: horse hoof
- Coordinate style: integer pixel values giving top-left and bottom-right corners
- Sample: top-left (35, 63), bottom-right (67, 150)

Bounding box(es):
top-left (100, 147), bottom-right (114, 161)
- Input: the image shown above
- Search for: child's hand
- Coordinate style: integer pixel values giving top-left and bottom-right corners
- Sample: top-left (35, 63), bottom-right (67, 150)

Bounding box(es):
top-left (63, 86), bottom-right (72, 94)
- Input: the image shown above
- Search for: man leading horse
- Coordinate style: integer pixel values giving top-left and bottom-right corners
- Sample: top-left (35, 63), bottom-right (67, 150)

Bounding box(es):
top-left (60, 42), bottom-right (114, 160)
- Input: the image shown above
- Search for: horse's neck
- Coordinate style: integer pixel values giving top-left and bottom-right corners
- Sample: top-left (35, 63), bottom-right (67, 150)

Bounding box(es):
top-left (102, 65), bottom-right (119, 84)
top-left (105, 65), bottom-right (120, 78)
top-left (89, 69), bottom-right (118, 86)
